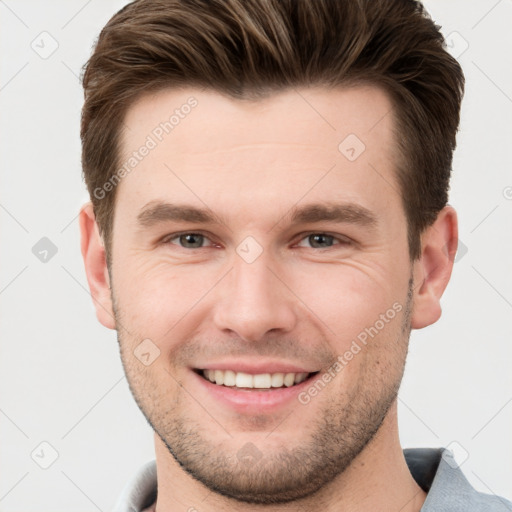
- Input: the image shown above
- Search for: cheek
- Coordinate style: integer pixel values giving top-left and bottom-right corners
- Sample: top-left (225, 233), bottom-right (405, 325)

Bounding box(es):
top-left (112, 256), bottom-right (219, 341)
top-left (289, 260), bottom-right (405, 346)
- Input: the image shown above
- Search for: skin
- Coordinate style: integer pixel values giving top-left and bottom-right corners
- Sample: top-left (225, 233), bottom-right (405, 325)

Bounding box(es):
top-left (80, 85), bottom-right (458, 511)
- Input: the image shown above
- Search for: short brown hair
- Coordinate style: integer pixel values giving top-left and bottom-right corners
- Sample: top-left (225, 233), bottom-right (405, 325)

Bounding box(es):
top-left (81, 0), bottom-right (464, 263)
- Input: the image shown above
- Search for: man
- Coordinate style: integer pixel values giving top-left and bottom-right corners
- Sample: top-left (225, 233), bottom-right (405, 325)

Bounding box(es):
top-left (78, 0), bottom-right (511, 511)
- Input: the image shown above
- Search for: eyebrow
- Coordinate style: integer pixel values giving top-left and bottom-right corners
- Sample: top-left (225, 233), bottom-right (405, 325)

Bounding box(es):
top-left (136, 200), bottom-right (378, 230)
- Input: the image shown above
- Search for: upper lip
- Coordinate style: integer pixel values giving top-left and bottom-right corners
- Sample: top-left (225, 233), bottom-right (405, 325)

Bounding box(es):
top-left (193, 359), bottom-right (319, 375)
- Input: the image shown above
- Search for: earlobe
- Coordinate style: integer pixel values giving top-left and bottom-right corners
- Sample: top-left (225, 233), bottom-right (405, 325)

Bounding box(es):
top-left (79, 203), bottom-right (116, 330)
top-left (410, 206), bottom-right (458, 330)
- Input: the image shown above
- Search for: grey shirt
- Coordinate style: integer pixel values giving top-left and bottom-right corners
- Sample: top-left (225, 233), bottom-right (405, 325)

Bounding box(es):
top-left (112, 447), bottom-right (512, 511)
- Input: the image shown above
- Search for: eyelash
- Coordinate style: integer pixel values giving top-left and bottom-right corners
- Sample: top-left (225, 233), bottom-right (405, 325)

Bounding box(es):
top-left (161, 231), bottom-right (352, 250)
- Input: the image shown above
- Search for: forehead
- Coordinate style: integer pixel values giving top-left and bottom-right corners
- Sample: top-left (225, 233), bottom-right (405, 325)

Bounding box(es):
top-left (122, 84), bottom-right (395, 154)
top-left (117, 85), bottom-right (400, 225)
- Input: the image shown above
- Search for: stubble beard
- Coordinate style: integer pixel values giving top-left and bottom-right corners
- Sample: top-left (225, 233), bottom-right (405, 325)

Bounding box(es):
top-left (114, 278), bottom-right (414, 505)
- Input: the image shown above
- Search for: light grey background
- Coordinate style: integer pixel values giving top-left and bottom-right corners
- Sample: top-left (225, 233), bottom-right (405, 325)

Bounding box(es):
top-left (1, 1), bottom-right (511, 510)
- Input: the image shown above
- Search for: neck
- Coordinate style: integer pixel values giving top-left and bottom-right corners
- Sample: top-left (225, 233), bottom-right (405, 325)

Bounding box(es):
top-left (153, 401), bottom-right (426, 512)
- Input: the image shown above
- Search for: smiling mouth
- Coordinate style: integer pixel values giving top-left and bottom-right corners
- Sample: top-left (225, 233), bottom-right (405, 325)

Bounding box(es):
top-left (194, 369), bottom-right (320, 389)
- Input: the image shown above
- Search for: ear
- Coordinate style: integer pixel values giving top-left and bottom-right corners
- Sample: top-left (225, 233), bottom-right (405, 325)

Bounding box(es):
top-left (79, 202), bottom-right (116, 330)
top-left (411, 205), bottom-right (458, 330)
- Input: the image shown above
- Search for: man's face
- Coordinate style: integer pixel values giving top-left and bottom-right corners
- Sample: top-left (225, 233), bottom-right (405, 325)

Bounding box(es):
top-left (109, 86), bottom-right (415, 503)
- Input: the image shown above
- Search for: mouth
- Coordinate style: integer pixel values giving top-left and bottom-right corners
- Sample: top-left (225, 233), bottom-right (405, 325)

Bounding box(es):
top-left (194, 368), bottom-right (320, 390)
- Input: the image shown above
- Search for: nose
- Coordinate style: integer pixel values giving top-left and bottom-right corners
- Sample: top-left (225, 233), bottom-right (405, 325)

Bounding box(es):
top-left (212, 250), bottom-right (297, 343)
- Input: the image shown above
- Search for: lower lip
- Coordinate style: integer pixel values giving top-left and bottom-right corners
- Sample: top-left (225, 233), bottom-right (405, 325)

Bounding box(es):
top-left (191, 370), bottom-right (318, 413)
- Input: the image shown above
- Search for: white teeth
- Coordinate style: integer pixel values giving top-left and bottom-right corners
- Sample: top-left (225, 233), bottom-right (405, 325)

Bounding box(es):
top-left (201, 369), bottom-right (312, 389)
top-left (253, 373), bottom-right (272, 388)
top-left (271, 373), bottom-right (284, 387)
top-left (283, 373), bottom-right (295, 387)
top-left (235, 372), bottom-right (253, 388)
top-left (214, 370), bottom-right (224, 385)
top-left (294, 372), bottom-right (308, 384)
top-left (223, 370), bottom-right (236, 386)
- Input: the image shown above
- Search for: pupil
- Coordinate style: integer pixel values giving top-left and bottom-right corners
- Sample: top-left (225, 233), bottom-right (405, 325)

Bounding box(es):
top-left (311, 234), bottom-right (332, 247)
top-left (181, 234), bottom-right (203, 248)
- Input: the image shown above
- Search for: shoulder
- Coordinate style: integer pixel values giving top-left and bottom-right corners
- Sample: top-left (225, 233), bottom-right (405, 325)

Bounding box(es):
top-left (404, 447), bottom-right (512, 512)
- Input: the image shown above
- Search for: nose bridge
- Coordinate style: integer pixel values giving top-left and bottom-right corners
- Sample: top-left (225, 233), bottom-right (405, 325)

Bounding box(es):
top-left (212, 243), bottom-right (296, 342)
